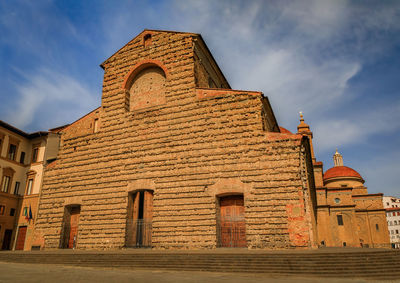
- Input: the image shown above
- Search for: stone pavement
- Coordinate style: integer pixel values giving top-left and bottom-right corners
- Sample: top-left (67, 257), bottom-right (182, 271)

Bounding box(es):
top-left (0, 262), bottom-right (382, 283)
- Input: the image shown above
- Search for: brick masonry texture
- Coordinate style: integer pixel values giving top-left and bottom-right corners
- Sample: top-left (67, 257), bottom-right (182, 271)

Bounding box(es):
top-left (33, 30), bottom-right (317, 250)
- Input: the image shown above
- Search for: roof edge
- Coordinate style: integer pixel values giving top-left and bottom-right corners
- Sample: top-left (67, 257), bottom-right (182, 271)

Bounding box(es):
top-left (0, 120), bottom-right (48, 139)
top-left (100, 29), bottom-right (199, 68)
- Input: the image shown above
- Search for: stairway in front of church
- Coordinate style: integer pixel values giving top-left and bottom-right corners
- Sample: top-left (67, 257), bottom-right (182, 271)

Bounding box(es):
top-left (0, 249), bottom-right (399, 280)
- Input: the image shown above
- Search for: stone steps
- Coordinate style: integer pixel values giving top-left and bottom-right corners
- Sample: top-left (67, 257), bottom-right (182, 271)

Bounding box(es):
top-left (0, 250), bottom-right (399, 280)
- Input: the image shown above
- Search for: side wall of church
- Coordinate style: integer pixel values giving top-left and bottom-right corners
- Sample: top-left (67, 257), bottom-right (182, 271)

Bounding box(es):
top-left (34, 31), bottom-right (315, 250)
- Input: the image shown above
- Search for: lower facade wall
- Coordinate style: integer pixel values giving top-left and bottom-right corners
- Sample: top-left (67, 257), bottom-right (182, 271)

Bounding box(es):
top-left (34, 181), bottom-right (309, 250)
top-left (33, 91), bottom-right (314, 250)
top-left (34, 138), bottom-right (314, 250)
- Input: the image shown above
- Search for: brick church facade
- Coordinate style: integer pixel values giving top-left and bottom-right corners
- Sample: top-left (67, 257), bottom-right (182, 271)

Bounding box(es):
top-left (31, 30), bottom-right (318, 250)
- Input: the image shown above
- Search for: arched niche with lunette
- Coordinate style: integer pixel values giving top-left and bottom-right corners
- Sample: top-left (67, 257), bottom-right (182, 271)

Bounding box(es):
top-left (122, 60), bottom-right (169, 111)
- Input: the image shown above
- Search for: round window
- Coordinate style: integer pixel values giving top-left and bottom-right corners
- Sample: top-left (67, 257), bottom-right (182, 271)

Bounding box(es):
top-left (334, 198), bottom-right (341, 204)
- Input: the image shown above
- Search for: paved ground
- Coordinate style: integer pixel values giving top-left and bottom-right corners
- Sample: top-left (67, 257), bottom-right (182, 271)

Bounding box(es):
top-left (0, 262), bottom-right (391, 283)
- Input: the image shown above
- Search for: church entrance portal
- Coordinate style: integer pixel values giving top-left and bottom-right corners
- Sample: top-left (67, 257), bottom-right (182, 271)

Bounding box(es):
top-left (218, 195), bottom-right (246, 247)
top-left (61, 205), bottom-right (80, 249)
top-left (126, 190), bottom-right (153, 248)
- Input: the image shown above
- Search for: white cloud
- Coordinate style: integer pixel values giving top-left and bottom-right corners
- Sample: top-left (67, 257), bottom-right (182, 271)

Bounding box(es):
top-left (313, 100), bottom-right (400, 151)
top-left (168, 0), bottom-right (400, 150)
top-left (235, 49), bottom-right (361, 124)
top-left (7, 68), bottom-right (97, 131)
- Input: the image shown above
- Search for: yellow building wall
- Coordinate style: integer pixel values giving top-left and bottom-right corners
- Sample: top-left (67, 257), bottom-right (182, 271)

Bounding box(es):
top-left (0, 193), bottom-right (20, 249)
top-left (15, 194), bottom-right (39, 250)
top-left (0, 125), bottom-right (48, 251)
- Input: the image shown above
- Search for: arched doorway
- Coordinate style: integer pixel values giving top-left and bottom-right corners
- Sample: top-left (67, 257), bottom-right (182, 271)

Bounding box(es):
top-left (126, 190), bottom-right (153, 248)
top-left (218, 195), bottom-right (246, 247)
top-left (61, 205), bottom-right (80, 249)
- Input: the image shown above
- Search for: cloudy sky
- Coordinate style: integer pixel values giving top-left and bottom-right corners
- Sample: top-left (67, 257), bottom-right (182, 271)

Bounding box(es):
top-left (1, 0), bottom-right (399, 197)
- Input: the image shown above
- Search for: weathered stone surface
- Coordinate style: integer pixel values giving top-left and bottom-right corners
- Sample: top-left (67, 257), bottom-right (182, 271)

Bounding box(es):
top-left (34, 30), bottom-right (317, 250)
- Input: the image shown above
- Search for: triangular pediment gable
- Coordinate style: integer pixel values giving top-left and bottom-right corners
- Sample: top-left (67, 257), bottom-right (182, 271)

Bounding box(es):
top-left (100, 29), bottom-right (198, 69)
top-left (100, 29), bottom-right (230, 89)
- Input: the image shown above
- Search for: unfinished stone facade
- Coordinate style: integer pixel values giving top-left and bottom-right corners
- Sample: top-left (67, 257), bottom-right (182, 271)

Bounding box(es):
top-left (33, 30), bottom-right (317, 250)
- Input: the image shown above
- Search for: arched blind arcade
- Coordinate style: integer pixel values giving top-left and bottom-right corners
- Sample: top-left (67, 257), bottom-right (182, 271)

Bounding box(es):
top-left (128, 66), bottom-right (166, 111)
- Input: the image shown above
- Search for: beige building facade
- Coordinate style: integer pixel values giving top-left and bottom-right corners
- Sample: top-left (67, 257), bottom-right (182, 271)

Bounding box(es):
top-left (0, 120), bottom-right (59, 250)
top-left (383, 196), bottom-right (400, 248)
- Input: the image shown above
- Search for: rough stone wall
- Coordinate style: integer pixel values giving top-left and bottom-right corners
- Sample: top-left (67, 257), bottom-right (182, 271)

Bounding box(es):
top-left (61, 108), bottom-right (101, 140)
top-left (194, 53), bottom-right (210, 88)
top-left (34, 30), bottom-right (315, 250)
top-left (313, 163), bottom-right (324, 187)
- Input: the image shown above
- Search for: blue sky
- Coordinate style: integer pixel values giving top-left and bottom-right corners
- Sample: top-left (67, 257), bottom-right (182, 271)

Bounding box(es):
top-left (1, 0), bottom-right (399, 197)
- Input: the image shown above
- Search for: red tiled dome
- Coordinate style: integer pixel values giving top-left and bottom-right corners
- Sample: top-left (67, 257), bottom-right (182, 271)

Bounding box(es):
top-left (323, 166), bottom-right (363, 180)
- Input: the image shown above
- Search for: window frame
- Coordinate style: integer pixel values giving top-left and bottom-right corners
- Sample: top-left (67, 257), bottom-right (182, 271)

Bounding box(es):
top-left (20, 151), bottom-right (26, 164)
top-left (1, 167), bottom-right (15, 194)
top-left (94, 118), bottom-right (99, 133)
top-left (1, 176), bottom-right (11, 193)
top-left (31, 144), bottom-right (40, 163)
top-left (337, 214), bottom-right (344, 226)
top-left (25, 170), bottom-right (37, 196)
top-left (0, 132), bottom-right (4, 157)
top-left (14, 182), bottom-right (20, 195)
top-left (26, 179), bottom-right (33, 195)
top-left (7, 143), bottom-right (17, 161)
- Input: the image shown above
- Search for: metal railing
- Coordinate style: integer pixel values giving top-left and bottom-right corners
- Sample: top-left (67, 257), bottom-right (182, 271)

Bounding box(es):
top-left (132, 219), bottom-right (152, 248)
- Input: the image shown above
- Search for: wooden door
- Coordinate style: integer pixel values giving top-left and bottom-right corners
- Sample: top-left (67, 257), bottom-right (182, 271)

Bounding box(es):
top-left (126, 192), bottom-right (140, 247)
top-left (219, 195), bottom-right (246, 247)
top-left (141, 191), bottom-right (153, 247)
top-left (1, 229), bottom-right (13, 250)
top-left (126, 191), bottom-right (153, 247)
top-left (143, 191), bottom-right (153, 221)
top-left (15, 226), bottom-right (27, 250)
top-left (68, 207), bottom-right (80, 249)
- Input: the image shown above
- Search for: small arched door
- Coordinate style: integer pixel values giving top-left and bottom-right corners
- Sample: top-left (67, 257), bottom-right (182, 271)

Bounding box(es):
top-left (61, 205), bottom-right (80, 249)
top-left (219, 195), bottom-right (246, 247)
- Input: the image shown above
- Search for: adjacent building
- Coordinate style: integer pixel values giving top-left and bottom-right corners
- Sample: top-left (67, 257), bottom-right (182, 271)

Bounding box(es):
top-left (296, 116), bottom-right (390, 248)
top-left (0, 120), bottom-right (59, 250)
top-left (383, 196), bottom-right (400, 248)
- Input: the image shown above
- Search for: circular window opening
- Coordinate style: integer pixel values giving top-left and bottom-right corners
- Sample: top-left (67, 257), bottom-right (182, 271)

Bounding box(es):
top-left (334, 198), bottom-right (341, 204)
